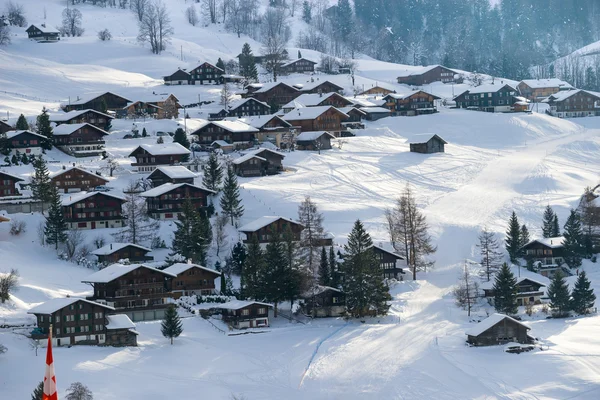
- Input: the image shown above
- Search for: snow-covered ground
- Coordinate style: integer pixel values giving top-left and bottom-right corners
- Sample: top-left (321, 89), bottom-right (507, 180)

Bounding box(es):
top-left (2, 0), bottom-right (600, 398)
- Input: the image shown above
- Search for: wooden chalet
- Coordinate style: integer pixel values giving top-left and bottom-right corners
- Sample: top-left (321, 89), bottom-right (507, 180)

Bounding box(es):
top-left (128, 143), bottom-right (191, 173)
top-left (92, 243), bottom-right (154, 265)
top-left (188, 62), bottom-right (224, 85)
top-left (50, 166), bottom-right (109, 193)
top-left (4, 130), bottom-right (45, 156)
top-left (543, 89), bottom-right (600, 118)
top-left (517, 79), bottom-right (573, 101)
top-left (118, 101), bottom-right (162, 119)
top-left (481, 277), bottom-right (546, 306)
top-left (50, 109), bottom-right (114, 131)
top-left (63, 92), bottom-right (131, 113)
top-left (0, 120), bottom-right (12, 134)
top-left (338, 106), bottom-right (367, 123)
top-left (283, 106), bottom-right (348, 136)
top-left (52, 123), bottom-right (108, 157)
top-left (235, 115), bottom-right (293, 148)
top-left (383, 91), bottom-right (440, 115)
top-left (191, 120), bottom-right (259, 146)
top-left (26, 24), bottom-right (60, 42)
top-left (281, 92), bottom-right (352, 113)
top-left (280, 58), bottom-right (317, 74)
top-left (28, 297), bottom-right (138, 347)
top-left (396, 65), bottom-right (459, 86)
top-left (0, 171), bottom-right (23, 197)
top-left (211, 140), bottom-right (235, 153)
top-left (410, 134), bottom-right (447, 154)
top-left (243, 82), bottom-right (301, 108)
top-left (360, 107), bottom-right (392, 121)
top-left (295, 131), bottom-right (335, 151)
top-left (62, 191), bottom-right (126, 230)
top-left (522, 237), bottom-right (568, 277)
top-left (210, 98), bottom-right (272, 120)
top-left (138, 93), bottom-right (180, 119)
top-left (466, 313), bottom-right (532, 346)
top-left (163, 262), bottom-right (221, 297)
top-left (238, 216), bottom-right (304, 244)
top-left (371, 245), bottom-right (406, 280)
top-left (140, 183), bottom-right (215, 220)
top-left (298, 80), bottom-right (344, 94)
top-left (232, 148), bottom-right (285, 177)
top-left (163, 69), bottom-right (192, 85)
top-left (217, 300), bottom-right (273, 329)
top-left (147, 166), bottom-right (196, 187)
top-left (301, 286), bottom-right (345, 317)
top-left (359, 85), bottom-right (396, 96)
top-left (453, 83), bottom-right (520, 113)
top-left (82, 263), bottom-right (177, 321)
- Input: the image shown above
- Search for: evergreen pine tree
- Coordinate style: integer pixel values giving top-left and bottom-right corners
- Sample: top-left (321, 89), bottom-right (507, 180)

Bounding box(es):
top-left (571, 271), bottom-right (595, 315)
top-left (173, 127), bottom-right (190, 149)
top-left (30, 156), bottom-right (52, 211)
top-left (329, 246), bottom-right (338, 288)
top-left (202, 152), bottom-right (223, 192)
top-left (552, 214), bottom-right (560, 237)
top-left (302, 0), bottom-right (312, 23)
top-left (216, 261), bottom-right (227, 294)
top-left (239, 43), bottom-right (258, 82)
top-left (318, 247), bottom-right (330, 286)
top-left (142, 127), bottom-right (147, 137)
top-left (21, 152), bottom-right (29, 165)
top-left (216, 57), bottom-right (226, 72)
top-left (44, 186), bottom-right (68, 250)
top-left (11, 154), bottom-right (18, 165)
top-left (230, 241), bottom-right (247, 275)
top-left (505, 211), bottom-right (521, 262)
top-left (243, 235), bottom-right (264, 299)
top-left (542, 205), bottom-right (556, 238)
top-left (492, 263), bottom-right (518, 315)
top-left (262, 229), bottom-right (288, 316)
top-left (563, 209), bottom-right (584, 269)
top-left (15, 114), bottom-right (28, 130)
top-left (170, 198), bottom-right (212, 265)
top-left (156, 136), bottom-right (164, 144)
top-left (161, 305), bottom-right (183, 345)
top-left (282, 224), bottom-right (302, 307)
top-left (31, 381), bottom-right (44, 400)
top-left (343, 220), bottom-right (391, 317)
top-left (477, 227), bottom-right (503, 281)
top-left (519, 224), bottom-right (530, 257)
top-left (220, 167), bottom-right (244, 225)
top-left (547, 271), bottom-right (571, 317)
top-left (36, 107), bottom-right (53, 150)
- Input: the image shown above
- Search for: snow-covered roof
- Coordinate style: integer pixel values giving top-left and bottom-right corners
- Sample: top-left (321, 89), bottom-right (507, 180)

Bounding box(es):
top-left (149, 166), bottom-right (197, 180)
top-left (221, 74), bottom-right (244, 79)
top-left (524, 236), bottom-right (565, 249)
top-left (396, 65), bottom-right (452, 78)
top-left (5, 130), bottom-right (46, 140)
top-left (371, 245), bottom-right (404, 259)
top-left (106, 314), bottom-right (136, 330)
top-left (543, 89), bottom-right (600, 102)
top-left (140, 182), bottom-right (216, 198)
top-left (0, 170), bottom-right (24, 181)
top-left (69, 92), bottom-right (131, 106)
top-left (216, 300), bottom-right (273, 310)
top-left (282, 93), bottom-right (340, 109)
top-left (251, 82), bottom-right (298, 94)
top-left (50, 109), bottom-right (114, 122)
top-left (337, 106), bottom-right (366, 115)
top-left (296, 131), bottom-right (335, 141)
top-left (465, 313), bottom-right (529, 337)
top-left (92, 243), bottom-right (152, 256)
top-left (61, 191), bottom-right (126, 206)
top-left (298, 80), bottom-right (343, 92)
top-left (360, 107), bottom-right (392, 114)
top-left (129, 143), bottom-right (191, 156)
top-left (52, 123), bottom-right (108, 136)
top-left (519, 79), bottom-right (573, 90)
top-left (238, 216), bottom-right (303, 232)
top-left (50, 166), bottom-right (108, 182)
top-left (465, 83), bottom-right (517, 95)
top-left (302, 285), bottom-right (342, 298)
top-left (28, 297), bottom-right (115, 315)
top-left (197, 120), bottom-right (259, 133)
top-left (81, 263), bottom-right (177, 283)
top-left (252, 148), bottom-right (285, 159)
top-left (232, 153), bottom-right (266, 165)
top-left (163, 262), bottom-right (221, 276)
top-left (283, 106), bottom-right (348, 121)
top-left (230, 97), bottom-right (270, 110)
top-left (28, 24), bottom-right (60, 34)
top-left (137, 93), bottom-right (179, 104)
top-left (480, 276), bottom-right (547, 291)
top-left (344, 97), bottom-right (378, 107)
top-left (234, 115), bottom-right (292, 129)
top-left (411, 134), bottom-right (448, 145)
top-left (281, 58), bottom-right (317, 67)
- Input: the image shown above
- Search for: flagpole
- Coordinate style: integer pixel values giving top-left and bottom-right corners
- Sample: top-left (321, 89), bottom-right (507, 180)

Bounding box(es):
top-left (43, 323), bottom-right (58, 400)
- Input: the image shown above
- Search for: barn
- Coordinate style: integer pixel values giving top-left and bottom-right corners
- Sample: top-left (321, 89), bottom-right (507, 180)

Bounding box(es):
top-left (409, 134), bottom-right (447, 154)
top-left (466, 314), bottom-right (532, 346)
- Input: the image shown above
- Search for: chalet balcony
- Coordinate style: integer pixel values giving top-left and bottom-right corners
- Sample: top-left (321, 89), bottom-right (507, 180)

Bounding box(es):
top-left (517, 291), bottom-right (544, 297)
top-left (65, 215), bottom-right (125, 222)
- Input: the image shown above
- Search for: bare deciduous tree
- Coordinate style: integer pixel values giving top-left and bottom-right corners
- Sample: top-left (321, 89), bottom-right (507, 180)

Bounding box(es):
top-left (0, 25), bottom-right (10, 46)
top-left (114, 181), bottom-right (159, 245)
top-left (262, 33), bottom-right (288, 82)
top-left (0, 268), bottom-right (19, 303)
top-left (220, 83), bottom-right (234, 111)
top-left (98, 28), bottom-right (112, 41)
top-left (137, 0), bottom-right (173, 55)
top-left (298, 196), bottom-right (325, 280)
top-left (64, 230), bottom-right (84, 261)
top-left (130, 0), bottom-right (149, 22)
top-left (66, 382), bottom-right (94, 400)
top-left (186, 4), bottom-right (198, 26)
top-left (453, 261), bottom-right (479, 317)
top-left (100, 157), bottom-right (123, 177)
top-left (60, 8), bottom-right (84, 37)
top-left (6, 1), bottom-right (27, 27)
top-left (202, 0), bottom-right (217, 24)
top-left (214, 213), bottom-right (228, 257)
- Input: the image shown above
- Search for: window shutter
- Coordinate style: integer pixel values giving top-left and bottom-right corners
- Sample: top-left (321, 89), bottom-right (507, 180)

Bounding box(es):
top-left (75, 326), bottom-right (80, 333)
top-left (64, 315), bottom-right (67, 322)
top-left (88, 313), bottom-right (92, 320)
top-left (63, 327), bottom-right (67, 334)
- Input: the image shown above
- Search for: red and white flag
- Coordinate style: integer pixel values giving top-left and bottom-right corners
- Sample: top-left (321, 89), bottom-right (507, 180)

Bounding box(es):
top-left (43, 329), bottom-right (58, 400)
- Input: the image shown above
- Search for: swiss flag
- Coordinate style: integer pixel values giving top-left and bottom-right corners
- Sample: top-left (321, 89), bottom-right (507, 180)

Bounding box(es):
top-left (43, 329), bottom-right (58, 400)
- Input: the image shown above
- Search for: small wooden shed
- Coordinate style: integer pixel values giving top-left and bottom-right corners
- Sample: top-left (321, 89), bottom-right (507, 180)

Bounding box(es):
top-left (466, 313), bottom-right (531, 346)
top-left (409, 134), bottom-right (447, 154)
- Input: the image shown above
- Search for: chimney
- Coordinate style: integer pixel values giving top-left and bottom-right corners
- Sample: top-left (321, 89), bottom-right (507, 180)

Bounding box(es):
top-left (72, 162), bottom-right (75, 167)
top-left (550, 240), bottom-right (553, 245)
top-left (110, 243), bottom-right (112, 250)
top-left (187, 258), bottom-right (192, 264)
top-left (62, 165), bottom-right (66, 170)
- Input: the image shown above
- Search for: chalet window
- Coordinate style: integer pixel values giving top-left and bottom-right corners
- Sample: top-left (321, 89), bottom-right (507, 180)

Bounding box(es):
top-left (56, 328), bottom-right (60, 335)
top-left (55, 315), bottom-right (60, 323)
top-left (40, 316), bottom-right (44, 322)
top-left (258, 307), bottom-right (266, 314)
top-left (94, 312), bottom-right (102, 319)
top-left (241, 309), bottom-right (250, 316)
top-left (70, 305), bottom-right (74, 310)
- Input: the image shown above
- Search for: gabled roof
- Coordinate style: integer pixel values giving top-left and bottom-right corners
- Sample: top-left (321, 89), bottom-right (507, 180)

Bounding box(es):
top-left (26, 24), bottom-right (59, 34)
top-left (196, 120), bottom-right (259, 134)
top-left (148, 166), bottom-right (197, 180)
top-left (212, 140), bottom-right (234, 147)
top-left (140, 182), bottom-right (216, 198)
top-left (543, 89), bottom-right (600, 103)
top-left (251, 82), bottom-right (299, 94)
top-left (106, 314), bottom-right (136, 330)
top-left (165, 69), bottom-right (191, 79)
top-left (0, 120), bottom-right (11, 129)
top-left (82, 263), bottom-right (177, 283)
top-left (384, 90), bottom-right (441, 101)
top-left (360, 107), bottom-right (391, 114)
top-left (52, 123), bottom-right (109, 137)
top-left (337, 106), bottom-right (367, 115)
top-left (5, 130), bottom-right (47, 140)
top-left (0, 170), bottom-right (24, 182)
top-left (458, 83), bottom-right (517, 97)
top-left (62, 191), bottom-right (126, 206)
top-left (523, 236), bottom-right (565, 249)
top-left (138, 93), bottom-right (180, 104)
top-left (480, 276), bottom-right (547, 291)
top-left (344, 97), bottom-right (378, 108)
top-left (411, 134), bottom-right (448, 145)
top-left (50, 109), bottom-right (114, 122)
top-left (92, 243), bottom-right (152, 256)
top-left (234, 115), bottom-right (292, 129)
top-left (252, 147), bottom-right (285, 159)
top-left (230, 97), bottom-right (270, 111)
top-left (370, 245), bottom-right (404, 259)
top-left (519, 79), bottom-right (573, 90)
top-left (238, 216), bottom-right (303, 233)
top-left (128, 143), bottom-right (191, 157)
top-left (50, 166), bottom-right (109, 182)
top-left (282, 92), bottom-right (350, 110)
top-left (296, 131), bottom-right (335, 141)
top-left (281, 58), bottom-right (317, 68)
top-left (69, 92), bottom-right (131, 106)
top-left (465, 313), bottom-right (529, 337)
top-left (28, 297), bottom-right (115, 315)
top-left (232, 153), bottom-right (267, 165)
top-left (216, 300), bottom-right (273, 310)
top-left (396, 65), bottom-right (453, 78)
top-left (298, 80), bottom-right (344, 92)
top-left (190, 62), bottom-right (224, 73)
top-left (163, 262), bottom-right (221, 276)
top-left (283, 106), bottom-right (348, 121)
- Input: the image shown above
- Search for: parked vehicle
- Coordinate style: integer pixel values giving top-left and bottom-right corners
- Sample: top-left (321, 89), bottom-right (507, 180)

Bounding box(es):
top-left (94, 185), bottom-right (111, 192)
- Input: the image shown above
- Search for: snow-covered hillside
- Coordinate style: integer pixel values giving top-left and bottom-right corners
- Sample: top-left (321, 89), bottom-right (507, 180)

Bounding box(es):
top-left (2, 0), bottom-right (600, 398)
